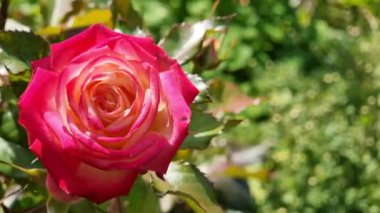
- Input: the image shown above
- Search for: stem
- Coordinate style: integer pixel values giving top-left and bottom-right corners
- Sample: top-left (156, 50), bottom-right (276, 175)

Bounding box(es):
top-left (0, 0), bottom-right (9, 30)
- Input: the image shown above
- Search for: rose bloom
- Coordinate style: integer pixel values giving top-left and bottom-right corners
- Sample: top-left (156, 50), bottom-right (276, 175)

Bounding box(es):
top-left (18, 24), bottom-right (198, 203)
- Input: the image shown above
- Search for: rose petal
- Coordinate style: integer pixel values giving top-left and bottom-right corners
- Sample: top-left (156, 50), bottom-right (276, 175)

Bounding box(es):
top-left (18, 68), bottom-right (59, 145)
top-left (46, 109), bottom-right (171, 170)
top-left (138, 68), bottom-right (197, 173)
top-left (171, 63), bottom-right (199, 105)
top-left (46, 175), bottom-right (81, 203)
top-left (31, 56), bottom-right (51, 74)
top-left (30, 139), bottom-right (138, 203)
top-left (50, 24), bottom-right (120, 71)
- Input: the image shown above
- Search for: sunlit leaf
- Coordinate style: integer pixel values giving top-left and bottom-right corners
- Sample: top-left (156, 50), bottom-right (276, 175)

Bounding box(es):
top-left (159, 19), bottom-right (225, 64)
top-left (4, 19), bottom-right (30, 32)
top-left (36, 26), bottom-right (62, 37)
top-left (1, 184), bottom-right (24, 209)
top-left (224, 166), bottom-right (269, 180)
top-left (143, 161), bottom-right (223, 213)
top-left (71, 9), bottom-right (113, 29)
top-left (0, 51), bottom-right (28, 76)
top-left (186, 73), bottom-right (210, 104)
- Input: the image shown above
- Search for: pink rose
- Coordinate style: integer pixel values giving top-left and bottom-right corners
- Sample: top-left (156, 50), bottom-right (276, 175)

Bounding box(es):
top-left (18, 24), bottom-right (198, 203)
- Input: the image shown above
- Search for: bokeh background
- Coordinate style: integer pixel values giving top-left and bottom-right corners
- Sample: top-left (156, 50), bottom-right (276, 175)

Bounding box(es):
top-left (1, 0), bottom-right (380, 212)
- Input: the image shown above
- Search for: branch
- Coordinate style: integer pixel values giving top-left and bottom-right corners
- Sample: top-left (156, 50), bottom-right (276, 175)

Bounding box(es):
top-left (0, 0), bottom-right (10, 30)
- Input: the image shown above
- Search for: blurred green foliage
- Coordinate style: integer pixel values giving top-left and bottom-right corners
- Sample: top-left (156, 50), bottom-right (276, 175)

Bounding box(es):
top-left (134, 0), bottom-right (380, 212)
top-left (1, 0), bottom-right (380, 212)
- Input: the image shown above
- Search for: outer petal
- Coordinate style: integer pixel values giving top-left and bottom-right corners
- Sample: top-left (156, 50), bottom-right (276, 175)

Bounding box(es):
top-left (18, 68), bottom-right (59, 145)
top-left (171, 63), bottom-right (199, 105)
top-left (139, 68), bottom-right (198, 174)
top-left (50, 24), bottom-right (120, 71)
top-left (46, 175), bottom-right (80, 203)
top-left (30, 139), bottom-right (138, 203)
top-left (31, 56), bottom-right (52, 73)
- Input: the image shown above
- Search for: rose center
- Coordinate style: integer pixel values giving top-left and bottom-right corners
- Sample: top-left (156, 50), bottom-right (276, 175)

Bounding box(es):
top-left (92, 84), bottom-right (131, 114)
top-left (96, 93), bottom-right (118, 112)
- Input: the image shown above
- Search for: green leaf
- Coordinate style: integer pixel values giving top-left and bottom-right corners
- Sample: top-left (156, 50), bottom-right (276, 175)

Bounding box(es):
top-left (0, 111), bottom-right (19, 142)
top-left (8, 71), bottom-right (31, 98)
top-left (0, 86), bottom-right (18, 107)
top-left (181, 107), bottom-right (223, 150)
top-left (111, 0), bottom-right (143, 28)
top-left (69, 200), bottom-right (97, 213)
top-left (0, 31), bottom-right (49, 64)
top-left (0, 137), bottom-right (43, 181)
top-left (46, 197), bottom-right (70, 213)
top-left (0, 51), bottom-right (28, 75)
top-left (124, 177), bottom-right (160, 213)
top-left (144, 161), bottom-right (223, 213)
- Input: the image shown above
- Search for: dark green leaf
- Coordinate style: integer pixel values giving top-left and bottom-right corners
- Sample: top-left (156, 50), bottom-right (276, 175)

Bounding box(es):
top-left (0, 31), bottom-right (49, 64)
top-left (69, 200), bottom-right (97, 213)
top-left (213, 178), bottom-right (255, 212)
top-left (8, 71), bottom-right (31, 98)
top-left (111, 0), bottom-right (143, 28)
top-left (0, 86), bottom-right (18, 107)
top-left (0, 111), bottom-right (19, 142)
top-left (0, 137), bottom-right (43, 180)
top-left (46, 197), bottom-right (70, 213)
top-left (124, 177), bottom-right (160, 213)
top-left (181, 107), bottom-right (223, 149)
